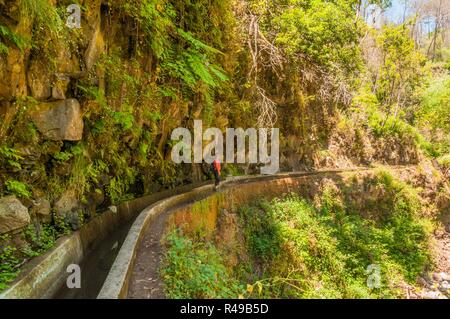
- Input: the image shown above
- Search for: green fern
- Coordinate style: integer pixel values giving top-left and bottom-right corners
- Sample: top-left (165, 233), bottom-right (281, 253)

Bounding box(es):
top-left (19, 0), bottom-right (62, 36)
top-left (208, 63), bottom-right (230, 82)
top-left (177, 28), bottom-right (223, 55)
top-left (5, 180), bottom-right (31, 199)
top-left (138, 0), bottom-right (176, 59)
top-left (77, 84), bottom-right (107, 109)
top-left (0, 42), bottom-right (8, 55)
top-left (0, 24), bottom-right (26, 54)
top-left (163, 48), bottom-right (228, 89)
top-left (0, 146), bottom-right (23, 170)
top-left (112, 111), bottom-right (135, 131)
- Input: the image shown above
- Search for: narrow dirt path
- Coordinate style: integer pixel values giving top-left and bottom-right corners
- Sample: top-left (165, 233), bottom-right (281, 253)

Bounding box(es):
top-left (412, 230), bottom-right (450, 299)
top-left (127, 209), bottom-right (169, 299)
top-left (127, 193), bottom-right (216, 299)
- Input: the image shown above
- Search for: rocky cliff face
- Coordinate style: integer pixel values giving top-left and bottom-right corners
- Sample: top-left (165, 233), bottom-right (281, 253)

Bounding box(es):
top-left (0, 1), bottom-right (235, 285)
top-left (0, 196), bottom-right (29, 234)
top-left (0, 1), bottom-right (109, 235)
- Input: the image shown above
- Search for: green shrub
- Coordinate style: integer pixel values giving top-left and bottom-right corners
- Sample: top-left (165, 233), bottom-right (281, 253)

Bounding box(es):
top-left (365, 104), bottom-right (436, 157)
top-left (162, 171), bottom-right (433, 299)
top-left (0, 235), bottom-right (21, 292)
top-left (161, 230), bottom-right (243, 298)
top-left (415, 75), bottom-right (450, 156)
top-left (0, 224), bottom-right (59, 292)
top-left (0, 146), bottom-right (23, 170)
top-left (5, 180), bottom-right (31, 198)
top-left (0, 24), bottom-right (26, 54)
top-left (416, 75), bottom-right (450, 134)
top-left (19, 0), bottom-right (62, 37)
top-left (107, 176), bottom-right (135, 205)
top-left (22, 224), bottom-right (57, 257)
top-left (112, 111), bottom-right (135, 131)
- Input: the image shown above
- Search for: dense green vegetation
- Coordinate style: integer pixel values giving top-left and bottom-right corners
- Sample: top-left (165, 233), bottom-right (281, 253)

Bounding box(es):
top-left (415, 74), bottom-right (450, 158)
top-left (161, 230), bottom-right (244, 298)
top-left (161, 170), bottom-right (434, 298)
top-left (1, 0), bottom-right (448, 205)
top-left (0, 224), bottom-right (60, 291)
top-left (0, 0), bottom-right (448, 294)
top-left (0, 0), bottom-right (448, 207)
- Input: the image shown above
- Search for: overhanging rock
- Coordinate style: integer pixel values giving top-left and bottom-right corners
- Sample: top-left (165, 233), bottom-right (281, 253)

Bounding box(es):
top-left (30, 98), bottom-right (84, 141)
top-left (0, 195), bottom-right (30, 234)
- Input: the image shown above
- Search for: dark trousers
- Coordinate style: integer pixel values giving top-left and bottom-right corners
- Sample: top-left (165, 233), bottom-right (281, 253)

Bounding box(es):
top-left (213, 169), bottom-right (220, 186)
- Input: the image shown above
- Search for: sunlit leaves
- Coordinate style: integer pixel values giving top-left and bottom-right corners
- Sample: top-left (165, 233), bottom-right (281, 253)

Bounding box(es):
top-left (272, 0), bottom-right (363, 72)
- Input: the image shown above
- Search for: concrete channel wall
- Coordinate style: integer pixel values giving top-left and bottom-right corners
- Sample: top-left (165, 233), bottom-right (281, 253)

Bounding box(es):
top-left (98, 169), bottom-right (374, 299)
top-left (0, 182), bottom-right (209, 299)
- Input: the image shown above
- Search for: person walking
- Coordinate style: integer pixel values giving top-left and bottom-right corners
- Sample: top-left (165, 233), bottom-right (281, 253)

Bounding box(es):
top-left (210, 158), bottom-right (221, 188)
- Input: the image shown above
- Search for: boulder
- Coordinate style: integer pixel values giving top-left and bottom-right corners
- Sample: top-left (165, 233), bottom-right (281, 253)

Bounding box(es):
top-left (0, 14), bottom-right (32, 102)
top-left (54, 190), bottom-right (84, 230)
top-left (84, 20), bottom-right (105, 71)
top-left (422, 290), bottom-right (448, 299)
top-left (54, 189), bottom-right (79, 217)
top-left (30, 98), bottom-right (84, 141)
top-left (54, 43), bottom-right (82, 77)
top-left (0, 196), bottom-right (30, 234)
top-left (10, 53), bottom-right (26, 97)
top-left (31, 198), bottom-right (52, 223)
top-left (84, 189), bottom-right (104, 215)
top-left (65, 210), bottom-right (83, 231)
top-left (51, 74), bottom-right (71, 100)
top-left (0, 48), bottom-right (28, 101)
top-left (27, 57), bottom-right (52, 100)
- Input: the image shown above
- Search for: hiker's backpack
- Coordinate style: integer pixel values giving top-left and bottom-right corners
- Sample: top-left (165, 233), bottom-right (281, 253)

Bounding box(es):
top-left (213, 159), bottom-right (221, 174)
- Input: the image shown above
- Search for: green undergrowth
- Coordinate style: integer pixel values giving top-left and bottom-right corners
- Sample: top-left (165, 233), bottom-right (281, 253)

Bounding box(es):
top-left (350, 88), bottom-right (437, 158)
top-left (0, 24), bottom-right (26, 55)
top-left (160, 170), bottom-right (434, 299)
top-left (160, 230), bottom-right (244, 298)
top-left (0, 223), bottom-right (66, 292)
top-left (0, 234), bottom-right (20, 292)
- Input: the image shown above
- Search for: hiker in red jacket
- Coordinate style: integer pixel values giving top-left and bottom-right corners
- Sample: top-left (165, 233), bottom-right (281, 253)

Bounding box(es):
top-left (211, 158), bottom-right (221, 187)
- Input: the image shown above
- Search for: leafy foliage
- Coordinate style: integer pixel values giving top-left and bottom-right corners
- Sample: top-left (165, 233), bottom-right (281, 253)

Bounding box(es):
top-left (238, 171), bottom-right (431, 298)
top-left (0, 146), bottom-right (23, 170)
top-left (417, 75), bottom-right (450, 133)
top-left (19, 0), bottom-right (62, 36)
top-left (414, 74), bottom-right (450, 156)
top-left (374, 23), bottom-right (427, 108)
top-left (273, 0), bottom-right (363, 73)
top-left (0, 24), bottom-right (26, 55)
top-left (21, 224), bottom-right (57, 258)
top-left (0, 0), bottom-right (447, 295)
top-left (161, 230), bottom-right (244, 298)
top-left (0, 236), bottom-right (20, 292)
top-left (5, 180), bottom-right (31, 199)
top-left (351, 86), bottom-right (436, 157)
top-left (162, 171), bottom-right (433, 299)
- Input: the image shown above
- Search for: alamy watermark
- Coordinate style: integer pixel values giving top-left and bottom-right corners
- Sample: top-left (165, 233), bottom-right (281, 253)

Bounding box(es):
top-left (366, 264), bottom-right (381, 288)
top-left (171, 120), bottom-right (280, 175)
top-left (66, 264), bottom-right (81, 289)
top-left (66, 4), bottom-right (81, 29)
